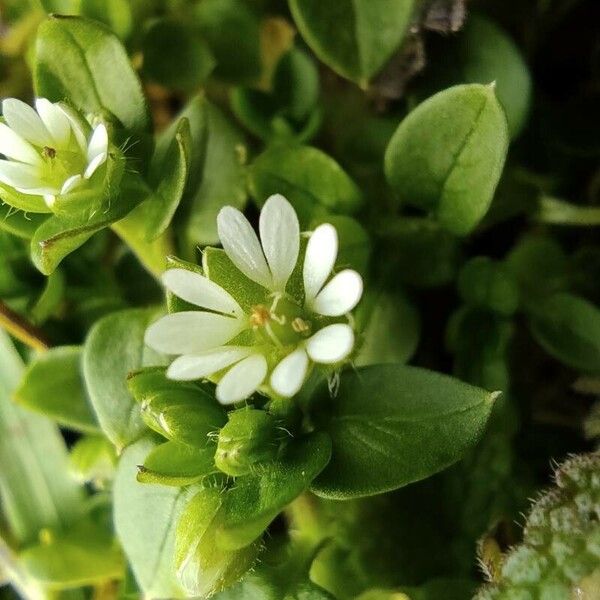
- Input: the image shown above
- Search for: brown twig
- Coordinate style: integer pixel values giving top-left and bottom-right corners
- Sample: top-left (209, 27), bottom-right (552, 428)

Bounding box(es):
top-left (0, 300), bottom-right (49, 352)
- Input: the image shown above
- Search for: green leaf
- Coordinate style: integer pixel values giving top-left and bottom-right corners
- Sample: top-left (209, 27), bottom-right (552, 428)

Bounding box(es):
top-left (79, 0), bottom-right (133, 39)
top-left (529, 293), bottom-right (600, 373)
top-left (289, 0), bottom-right (415, 85)
top-left (457, 257), bottom-right (519, 316)
top-left (384, 84), bottom-right (509, 235)
top-left (143, 117), bottom-right (192, 240)
top-left (30, 162), bottom-right (140, 276)
top-left (0, 331), bottom-right (85, 546)
top-left (141, 18), bottom-right (215, 89)
top-left (355, 290), bottom-right (420, 366)
top-left (379, 218), bottom-right (461, 288)
top-left (217, 432), bottom-right (332, 550)
top-left (194, 0), bottom-right (261, 84)
top-left (0, 205), bottom-right (47, 239)
top-left (34, 15), bottom-right (149, 135)
top-left (137, 440), bottom-right (217, 487)
top-left (174, 95), bottom-right (248, 252)
top-left (128, 367), bottom-right (226, 447)
top-left (175, 487), bottom-right (261, 597)
top-left (248, 144), bottom-right (362, 226)
top-left (310, 365), bottom-right (496, 499)
top-left (18, 519), bottom-right (123, 589)
top-left (114, 437), bottom-right (189, 598)
top-left (69, 435), bottom-right (117, 484)
top-left (504, 234), bottom-right (569, 306)
top-left (83, 308), bottom-right (166, 449)
top-left (14, 346), bottom-right (99, 433)
top-left (419, 14), bottom-right (532, 138)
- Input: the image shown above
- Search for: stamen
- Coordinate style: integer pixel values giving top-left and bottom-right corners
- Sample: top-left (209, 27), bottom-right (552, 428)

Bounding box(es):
top-left (292, 317), bottom-right (310, 334)
top-left (42, 146), bottom-right (56, 159)
top-left (250, 305), bottom-right (271, 327)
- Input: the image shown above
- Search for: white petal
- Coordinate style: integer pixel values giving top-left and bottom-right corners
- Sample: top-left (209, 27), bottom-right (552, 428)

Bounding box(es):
top-left (35, 99), bottom-right (71, 148)
top-left (87, 123), bottom-right (108, 162)
top-left (2, 98), bottom-right (53, 147)
top-left (259, 194), bottom-right (299, 291)
top-left (303, 224), bottom-right (338, 304)
top-left (0, 160), bottom-right (43, 190)
top-left (166, 346), bottom-right (252, 381)
top-left (83, 152), bottom-right (107, 179)
top-left (144, 311), bottom-right (245, 355)
top-left (217, 206), bottom-right (273, 289)
top-left (44, 194), bottom-right (55, 207)
top-left (216, 354), bottom-right (268, 405)
top-left (306, 324), bottom-right (354, 364)
top-left (61, 174), bottom-right (83, 195)
top-left (270, 348), bottom-right (309, 397)
top-left (312, 269), bottom-right (363, 317)
top-left (162, 269), bottom-right (243, 317)
top-left (58, 105), bottom-right (88, 153)
top-left (0, 123), bottom-right (42, 165)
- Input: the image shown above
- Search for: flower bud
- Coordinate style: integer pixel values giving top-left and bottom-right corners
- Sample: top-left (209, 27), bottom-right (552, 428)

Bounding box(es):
top-left (215, 408), bottom-right (279, 477)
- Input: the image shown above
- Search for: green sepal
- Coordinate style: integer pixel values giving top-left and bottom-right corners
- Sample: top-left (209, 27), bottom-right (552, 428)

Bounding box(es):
top-left (137, 440), bottom-right (218, 487)
top-left (128, 367), bottom-right (227, 447)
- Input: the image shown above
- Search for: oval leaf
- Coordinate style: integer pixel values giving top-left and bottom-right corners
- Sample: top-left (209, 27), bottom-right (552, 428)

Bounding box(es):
top-left (310, 364), bottom-right (496, 499)
top-left (289, 0), bottom-right (415, 85)
top-left (384, 84), bottom-right (509, 235)
top-left (14, 346), bottom-right (99, 433)
top-left (83, 309), bottom-right (166, 449)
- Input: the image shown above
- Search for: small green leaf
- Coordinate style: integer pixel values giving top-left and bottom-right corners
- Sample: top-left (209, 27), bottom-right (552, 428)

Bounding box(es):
top-left (419, 14), bottom-right (532, 138)
top-left (79, 0), bottom-right (133, 40)
top-left (83, 309), bottom-right (166, 449)
top-left (30, 163), bottom-right (140, 276)
top-left (0, 205), bottom-right (47, 239)
top-left (114, 438), bottom-right (189, 598)
top-left (18, 519), bottom-right (123, 589)
top-left (143, 117), bottom-right (192, 240)
top-left (217, 432), bottom-right (332, 550)
top-left (69, 435), bottom-right (117, 484)
top-left (142, 18), bottom-right (215, 89)
top-left (249, 145), bottom-right (362, 226)
top-left (34, 15), bottom-right (150, 135)
top-left (14, 346), bottom-right (98, 434)
top-left (29, 270), bottom-right (65, 325)
top-left (355, 290), bottom-right (420, 366)
top-left (128, 367), bottom-right (226, 447)
top-left (194, 0), bottom-right (262, 84)
top-left (384, 84), bottom-right (509, 235)
top-left (458, 257), bottom-right (519, 316)
top-left (310, 365), bottom-right (496, 499)
top-left (504, 235), bottom-right (569, 306)
top-left (289, 0), bottom-right (415, 85)
top-left (530, 293), bottom-right (600, 373)
top-left (173, 95), bottom-right (248, 252)
top-left (137, 441), bottom-right (217, 487)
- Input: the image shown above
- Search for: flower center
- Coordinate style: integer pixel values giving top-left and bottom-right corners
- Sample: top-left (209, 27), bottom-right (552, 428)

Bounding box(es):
top-left (250, 296), bottom-right (311, 347)
top-left (37, 142), bottom-right (87, 190)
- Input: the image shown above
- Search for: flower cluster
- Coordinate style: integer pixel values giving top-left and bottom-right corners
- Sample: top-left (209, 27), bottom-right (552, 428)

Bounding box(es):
top-left (145, 194), bottom-right (363, 404)
top-left (0, 98), bottom-right (108, 209)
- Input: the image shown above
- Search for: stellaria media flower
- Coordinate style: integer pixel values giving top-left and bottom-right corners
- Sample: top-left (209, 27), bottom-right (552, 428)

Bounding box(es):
top-left (145, 194), bottom-right (363, 405)
top-left (0, 98), bottom-right (108, 209)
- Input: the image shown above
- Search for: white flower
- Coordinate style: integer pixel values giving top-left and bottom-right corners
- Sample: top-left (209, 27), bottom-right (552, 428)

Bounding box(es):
top-left (0, 98), bottom-right (108, 208)
top-left (145, 194), bottom-right (363, 405)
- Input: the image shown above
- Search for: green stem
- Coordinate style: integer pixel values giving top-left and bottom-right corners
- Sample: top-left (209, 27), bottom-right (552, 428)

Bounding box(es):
top-left (111, 209), bottom-right (174, 279)
top-left (536, 196), bottom-right (600, 226)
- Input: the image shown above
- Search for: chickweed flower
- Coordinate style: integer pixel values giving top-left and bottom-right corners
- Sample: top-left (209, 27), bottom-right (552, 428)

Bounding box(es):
top-left (0, 98), bottom-right (108, 209)
top-left (145, 194), bottom-right (363, 405)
